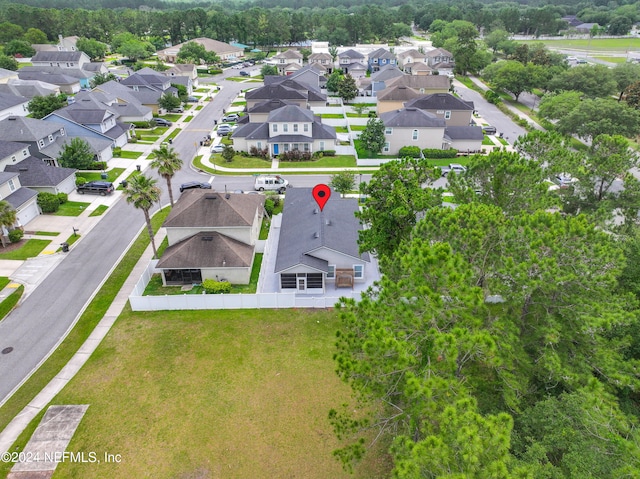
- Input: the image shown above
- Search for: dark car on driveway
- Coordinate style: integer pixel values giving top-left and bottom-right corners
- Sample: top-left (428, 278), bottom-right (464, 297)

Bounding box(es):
top-left (152, 118), bottom-right (172, 127)
top-left (240, 71), bottom-right (250, 77)
top-left (180, 181), bottom-right (212, 193)
top-left (76, 181), bottom-right (114, 196)
top-left (482, 125), bottom-right (497, 135)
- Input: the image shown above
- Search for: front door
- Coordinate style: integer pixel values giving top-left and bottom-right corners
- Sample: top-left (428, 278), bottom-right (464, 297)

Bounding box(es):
top-left (297, 277), bottom-right (306, 291)
top-left (273, 144), bottom-right (279, 155)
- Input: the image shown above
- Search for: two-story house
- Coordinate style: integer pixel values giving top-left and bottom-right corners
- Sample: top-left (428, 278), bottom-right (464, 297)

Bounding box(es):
top-left (272, 49), bottom-right (304, 75)
top-left (0, 171), bottom-right (39, 229)
top-left (308, 53), bottom-right (333, 74)
top-left (25, 51), bottom-right (103, 89)
top-left (156, 38), bottom-right (244, 63)
top-left (404, 93), bottom-right (475, 126)
top-left (245, 77), bottom-right (327, 110)
top-left (337, 49), bottom-right (367, 77)
top-left (45, 94), bottom-right (132, 148)
top-left (425, 48), bottom-right (455, 74)
top-left (0, 116), bottom-right (68, 165)
top-left (119, 68), bottom-right (179, 113)
top-left (379, 107), bottom-right (447, 155)
top-left (156, 190), bottom-right (265, 285)
top-left (164, 64), bottom-right (198, 91)
top-left (231, 104), bottom-right (336, 157)
top-left (367, 48), bottom-right (396, 73)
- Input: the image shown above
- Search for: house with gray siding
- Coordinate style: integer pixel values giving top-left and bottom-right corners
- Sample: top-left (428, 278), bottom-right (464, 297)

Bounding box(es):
top-left (379, 107), bottom-right (447, 155)
top-left (274, 187), bottom-right (370, 294)
top-left (0, 116), bottom-right (68, 165)
top-left (404, 93), bottom-right (475, 126)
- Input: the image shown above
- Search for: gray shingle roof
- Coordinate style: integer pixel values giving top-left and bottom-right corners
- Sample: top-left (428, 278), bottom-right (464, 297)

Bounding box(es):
top-left (268, 105), bottom-right (315, 123)
top-left (0, 140), bottom-right (26, 158)
top-left (405, 93), bottom-right (474, 111)
top-left (376, 85), bottom-right (422, 102)
top-left (380, 107), bottom-right (446, 128)
top-left (31, 51), bottom-right (85, 63)
top-left (0, 79), bottom-right (58, 99)
top-left (163, 190), bottom-right (265, 229)
top-left (444, 126), bottom-right (484, 140)
top-left (5, 157), bottom-right (76, 187)
top-left (0, 116), bottom-right (63, 142)
top-left (17, 70), bottom-right (79, 86)
top-left (5, 185), bottom-right (37, 209)
top-left (338, 49), bottom-right (365, 59)
top-left (369, 48), bottom-right (395, 60)
top-left (0, 92), bottom-right (28, 110)
top-left (371, 65), bottom-right (404, 81)
top-left (274, 187), bottom-right (369, 273)
top-left (157, 231), bottom-right (254, 269)
top-left (385, 74), bottom-right (451, 90)
top-left (273, 49), bottom-right (303, 60)
top-left (40, 135), bottom-right (112, 160)
top-left (246, 83), bottom-right (308, 102)
top-left (19, 66), bottom-right (91, 81)
top-left (232, 122), bottom-right (269, 140)
top-left (249, 99), bottom-right (294, 113)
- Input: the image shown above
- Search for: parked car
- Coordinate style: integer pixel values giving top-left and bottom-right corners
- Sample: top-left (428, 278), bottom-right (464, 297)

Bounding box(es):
top-left (152, 118), bottom-right (172, 127)
top-left (254, 175), bottom-right (289, 193)
top-left (440, 163), bottom-right (467, 177)
top-left (482, 125), bottom-right (497, 135)
top-left (239, 71), bottom-right (250, 77)
top-left (217, 127), bottom-right (232, 137)
top-left (179, 181), bottom-right (212, 192)
top-left (222, 113), bottom-right (240, 122)
top-left (76, 181), bottom-right (114, 195)
top-left (210, 144), bottom-right (225, 153)
top-left (170, 106), bottom-right (184, 113)
top-left (186, 96), bottom-right (198, 102)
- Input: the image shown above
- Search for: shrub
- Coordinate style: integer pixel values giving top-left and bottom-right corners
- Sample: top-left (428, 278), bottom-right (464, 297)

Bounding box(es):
top-left (264, 198), bottom-right (275, 216)
top-left (113, 147), bottom-right (122, 157)
top-left (321, 150), bottom-right (336, 156)
top-left (399, 146), bottom-right (422, 158)
top-left (422, 148), bottom-right (458, 159)
top-left (75, 177), bottom-right (87, 186)
top-left (56, 192), bottom-right (68, 204)
top-left (37, 192), bottom-right (60, 213)
top-left (84, 161), bottom-right (107, 171)
top-left (278, 150), bottom-right (312, 162)
top-left (202, 279), bottom-right (231, 294)
top-left (129, 136), bottom-right (138, 143)
top-left (249, 146), bottom-right (270, 159)
top-left (8, 229), bottom-right (23, 243)
top-left (484, 90), bottom-right (501, 104)
top-left (368, 111), bottom-right (377, 118)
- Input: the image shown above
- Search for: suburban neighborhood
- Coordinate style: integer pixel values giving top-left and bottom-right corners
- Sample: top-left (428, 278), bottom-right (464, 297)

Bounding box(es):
top-left (0, 1), bottom-right (638, 477)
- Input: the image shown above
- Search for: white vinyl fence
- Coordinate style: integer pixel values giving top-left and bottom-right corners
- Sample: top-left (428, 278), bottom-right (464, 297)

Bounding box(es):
top-left (128, 260), bottom-right (361, 311)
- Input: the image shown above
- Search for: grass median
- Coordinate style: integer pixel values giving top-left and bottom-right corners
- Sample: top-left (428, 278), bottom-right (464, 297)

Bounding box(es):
top-left (0, 208), bottom-right (171, 446)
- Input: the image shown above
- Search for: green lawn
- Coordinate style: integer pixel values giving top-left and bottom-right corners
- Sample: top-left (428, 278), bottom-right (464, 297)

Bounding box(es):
top-left (231, 100), bottom-right (247, 106)
top-left (427, 157), bottom-right (473, 167)
top-left (0, 277), bottom-right (10, 290)
top-left (89, 205), bottom-right (109, 217)
top-left (354, 140), bottom-right (397, 159)
top-left (320, 113), bottom-right (346, 119)
top-left (34, 231), bottom-right (59, 236)
top-left (592, 56), bottom-right (628, 63)
top-left (0, 239), bottom-right (51, 260)
top-left (350, 125), bottom-right (366, 131)
top-left (280, 155), bottom-right (357, 168)
top-left (518, 37), bottom-right (640, 52)
top-left (482, 136), bottom-right (494, 145)
top-left (0, 285), bottom-right (23, 322)
top-left (46, 308), bottom-right (388, 479)
top-left (347, 103), bottom-right (377, 107)
top-left (116, 150), bottom-right (143, 159)
top-left (346, 113), bottom-right (370, 118)
top-left (76, 168), bottom-right (125, 183)
top-left (334, 126), bottom-right (348, 133)
top-left (53, 201), bottom-right (91, 217)
top-left (0, 209), bottom-right (172, 474)
top-left (210, 154), bottom-right (272, 169)
top-left (56, 233), bottom-right (81, 251)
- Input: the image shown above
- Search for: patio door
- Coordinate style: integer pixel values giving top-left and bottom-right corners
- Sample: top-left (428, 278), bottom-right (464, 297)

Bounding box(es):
top-left (297, 277), bottom-right (306, 291)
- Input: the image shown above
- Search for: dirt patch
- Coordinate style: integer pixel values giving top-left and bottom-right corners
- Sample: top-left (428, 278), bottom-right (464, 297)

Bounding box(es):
top-left (0, 240), bottom-right (27, 255)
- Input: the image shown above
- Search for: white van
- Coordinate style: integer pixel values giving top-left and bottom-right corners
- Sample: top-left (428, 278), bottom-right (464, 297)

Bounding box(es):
top-left (254, 175), bottom-right (289, 193)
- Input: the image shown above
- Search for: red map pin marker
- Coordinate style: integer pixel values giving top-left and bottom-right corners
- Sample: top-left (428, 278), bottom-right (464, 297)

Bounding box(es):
top-left (312, 184), bottom-right (331, 211)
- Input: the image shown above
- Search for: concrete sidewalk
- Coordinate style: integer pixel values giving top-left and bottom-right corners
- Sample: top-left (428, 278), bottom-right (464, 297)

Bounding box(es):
top-left (0, 227), bottom-right (167, 455)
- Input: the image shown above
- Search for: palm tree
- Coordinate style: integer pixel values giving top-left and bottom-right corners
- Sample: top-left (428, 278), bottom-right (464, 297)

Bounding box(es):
top-left (0, 200), bottom-right (16, 247)
top-left (124, 174), bottom-right (161, 258)
top-left (150, 144), bottom-right (183, 207)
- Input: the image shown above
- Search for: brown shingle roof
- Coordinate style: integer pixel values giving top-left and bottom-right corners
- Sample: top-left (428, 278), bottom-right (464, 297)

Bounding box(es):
top-left (163, 190), bottom-right (265, 228)
top-left (157, 231), bottom-right (254, 268)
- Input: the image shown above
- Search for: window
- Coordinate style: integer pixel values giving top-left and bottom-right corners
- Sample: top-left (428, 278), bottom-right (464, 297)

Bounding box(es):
top-left (10, 156), bottom-right (16, 163)
top-left (283, 144), bottom-right (289, 152)
top-left (273, 124), bottom-right (278, 133)
top-left (353, 265), bottom-right (364, 279)
top-left (293, 124), bottom-right (298, 132)
top-left (303, 143), bottom-right (310, 152)
top-left (283, 124), bottom-right (288, 132)
top-left (8, 179), bottom-right (15, 192)
top-left (385, 127), bottom-right (392, 135)
top-left (327, 265), bottom-right (336, 279)
top-left (444, 111), bottom-right (451, 119)
top-left (22, 150), bottom-right (27, 157)
top-left (293, 143), bottom-right (299, 151)
top-left (307, 273), bottom-right (323, 289)
top-left (60, 129), bottom-right (65, 136)
top-left (48, 135), bottom-right (54, 142)
top-left (257, 142), bottom-right (262, 149)
top-left (38, 139), bottom-right (45, 148)
top-left (412, 130), bottom-right (418, 140)
top-left (319, 141), bottom-right (325, 151)
top-left (280, 274), bottom-right (296, 289)
top-left (383, 142), bottom-right (390, 152)
top-left (303, 124), bottom-right (309, 132)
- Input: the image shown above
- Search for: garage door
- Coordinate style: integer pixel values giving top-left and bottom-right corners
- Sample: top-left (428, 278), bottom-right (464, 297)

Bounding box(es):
top-left (17, 200), bottom-right (40, 227)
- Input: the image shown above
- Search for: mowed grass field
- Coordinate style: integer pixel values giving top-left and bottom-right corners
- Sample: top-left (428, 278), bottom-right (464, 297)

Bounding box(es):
top-left (50, 308), bottom-right (390, 479)
top-left (519, 37), bottom-right (640, 52)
